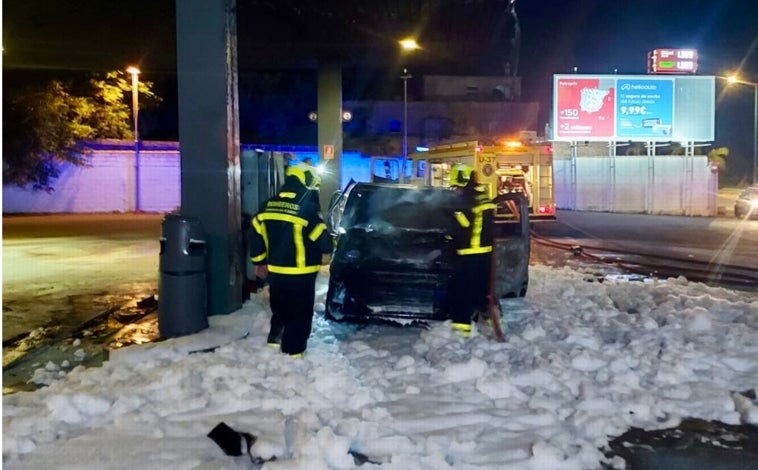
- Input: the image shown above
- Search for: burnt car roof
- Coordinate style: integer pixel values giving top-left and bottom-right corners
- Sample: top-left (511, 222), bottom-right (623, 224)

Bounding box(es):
top-left (339, 183), bottom-right (460, 232)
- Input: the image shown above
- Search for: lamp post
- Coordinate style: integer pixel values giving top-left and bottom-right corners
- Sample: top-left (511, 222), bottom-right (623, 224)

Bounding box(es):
top-left (401, 67), bottom-right (412, 160)
top-left (727, 75), bottom-right (758, 185)
top-left (398, 38), bottom-right (419, 183)
top-left (127, 66), bottom-right (141, 211)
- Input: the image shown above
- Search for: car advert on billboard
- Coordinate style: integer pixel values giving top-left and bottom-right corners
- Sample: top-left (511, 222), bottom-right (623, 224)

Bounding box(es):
top-left (616, 78), bottom-right (674, 139)
top-left (552, 74), bottom-right (715, 142)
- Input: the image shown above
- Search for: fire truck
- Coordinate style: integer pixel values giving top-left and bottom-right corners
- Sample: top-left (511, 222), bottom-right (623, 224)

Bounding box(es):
top-left (404, 138), bottom-right (556, 222)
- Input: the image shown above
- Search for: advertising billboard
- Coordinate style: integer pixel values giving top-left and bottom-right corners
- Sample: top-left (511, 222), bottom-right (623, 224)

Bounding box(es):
top-left (552, 74), bottom-right (715, 142)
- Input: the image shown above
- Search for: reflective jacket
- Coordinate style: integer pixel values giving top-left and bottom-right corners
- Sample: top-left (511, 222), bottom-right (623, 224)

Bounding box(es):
top-left (250, 177), bottom-right (332, 276)
top-left (452, 186), bottom-right (496, 256)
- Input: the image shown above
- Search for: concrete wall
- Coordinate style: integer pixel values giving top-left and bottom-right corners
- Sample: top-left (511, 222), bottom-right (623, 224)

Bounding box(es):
top-left (2, 142), bottom-right (370, 214)
top-left (423, 75), bottom-right (522, 101)
top-left (343, 100), bottom-right (540, 153)
top-left (4, 142), bottom-right (718, 217)
top-left (3, 147), bottom-right (181, 214)
top-left (554, 155), bottom-right (718, 216)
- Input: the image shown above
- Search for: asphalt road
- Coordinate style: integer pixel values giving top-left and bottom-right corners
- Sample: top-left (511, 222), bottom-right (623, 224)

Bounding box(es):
top-left (534, 210), bottom-right (758, 271)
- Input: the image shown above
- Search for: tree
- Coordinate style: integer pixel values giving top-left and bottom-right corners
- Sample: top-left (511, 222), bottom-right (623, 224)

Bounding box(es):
top-left (708, 146), bottom-right (729, 172)
top-left (2, 71), bottom-right (160, 192)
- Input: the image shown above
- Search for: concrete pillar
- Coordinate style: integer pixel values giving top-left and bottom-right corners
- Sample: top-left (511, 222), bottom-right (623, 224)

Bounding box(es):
top-left (176, 0), bottom-right (242, 315)
top-left (317, 61), bottom-right (343, 212)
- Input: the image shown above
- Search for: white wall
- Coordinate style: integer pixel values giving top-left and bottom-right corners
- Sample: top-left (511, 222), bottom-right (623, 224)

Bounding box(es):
top-left (555, 155), bottom-right (718, 216)
top-left (2, 144), bottom-right (368, 214)
top-left (3, 148), bottom-right (180, 214)
top-left (4, 143), bottom-right (718, 216)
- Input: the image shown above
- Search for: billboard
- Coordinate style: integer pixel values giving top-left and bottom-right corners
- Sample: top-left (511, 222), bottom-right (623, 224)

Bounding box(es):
top-left (552, 74), bottom-right (715, 142)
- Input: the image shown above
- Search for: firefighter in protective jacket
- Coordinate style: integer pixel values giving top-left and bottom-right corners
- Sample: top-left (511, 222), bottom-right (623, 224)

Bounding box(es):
top-left (448, 163), bottom-right (497, 337)
top-left (249, 164), bottom-right (333, 356)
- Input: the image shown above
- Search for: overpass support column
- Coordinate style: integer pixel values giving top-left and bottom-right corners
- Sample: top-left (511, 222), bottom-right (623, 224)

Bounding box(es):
top-left (176, 0), bottom-right (242, 315)
top-left (317, 61), bottom-right (343, 212)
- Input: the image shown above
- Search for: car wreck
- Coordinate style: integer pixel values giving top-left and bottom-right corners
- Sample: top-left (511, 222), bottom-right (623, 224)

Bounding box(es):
top-left (325, 182), bottom-right (530, 323)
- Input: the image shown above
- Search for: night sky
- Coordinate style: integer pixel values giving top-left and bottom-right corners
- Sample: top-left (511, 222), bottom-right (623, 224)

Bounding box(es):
top-left (5, 1), bottom-right (756, 78)
top-left (3, 0), bottom-right (758, 171)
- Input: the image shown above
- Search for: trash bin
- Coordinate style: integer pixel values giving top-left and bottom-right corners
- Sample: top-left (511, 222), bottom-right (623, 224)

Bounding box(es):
top-left (158, 214), bottom-right (209, 338)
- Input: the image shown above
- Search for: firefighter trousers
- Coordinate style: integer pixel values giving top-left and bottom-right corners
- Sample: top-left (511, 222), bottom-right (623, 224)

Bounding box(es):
top-left (449, 253), bottom-right (490, 325)
top-left (268, 273), bottom-right (318, 355)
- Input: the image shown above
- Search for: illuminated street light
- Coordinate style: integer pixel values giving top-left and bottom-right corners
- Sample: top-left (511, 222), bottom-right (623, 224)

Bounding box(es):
top-left (127, 66), bottom-right (141, 211)
top-left (726, 74), bottom-right (757, 185)
top-left (399, 38), bottom-right (420, 51)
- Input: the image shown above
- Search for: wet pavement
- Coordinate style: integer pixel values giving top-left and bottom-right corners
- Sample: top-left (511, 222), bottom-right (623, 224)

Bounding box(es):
top-left (2, 294), bottom-right (160, 394)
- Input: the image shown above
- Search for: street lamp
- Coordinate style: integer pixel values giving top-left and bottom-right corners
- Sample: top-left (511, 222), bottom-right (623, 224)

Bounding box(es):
top-left (727, 74), bottom-right (758, 185)
top-left (401, 67), bottom-right (412, 160)
top-left (399, 38), bottom-right (419, 182)
top-left (127, 66), bottom-right (141, 211)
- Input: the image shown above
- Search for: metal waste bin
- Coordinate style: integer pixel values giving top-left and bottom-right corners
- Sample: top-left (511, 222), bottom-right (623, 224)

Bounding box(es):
top-left (158, 214), bottom-right (209, 338)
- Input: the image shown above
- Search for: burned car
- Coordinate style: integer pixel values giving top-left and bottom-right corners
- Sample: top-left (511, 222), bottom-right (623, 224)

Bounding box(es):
top-left (324, 182), bottom-right (529, 323)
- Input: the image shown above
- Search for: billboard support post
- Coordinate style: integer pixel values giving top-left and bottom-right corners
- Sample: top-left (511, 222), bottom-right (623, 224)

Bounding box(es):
top-left (569, 141), bottom-right (578, 209)
top-left (608, 141), bottom-right (616, 212)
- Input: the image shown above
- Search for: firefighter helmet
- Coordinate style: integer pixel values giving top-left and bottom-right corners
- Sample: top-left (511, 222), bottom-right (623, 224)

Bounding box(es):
top-left (286, 163), bottom-right (319, 188)
top-left (285, 164), bottom-right (308, 186)
top-left (450, 163), bottom-right (474, 187)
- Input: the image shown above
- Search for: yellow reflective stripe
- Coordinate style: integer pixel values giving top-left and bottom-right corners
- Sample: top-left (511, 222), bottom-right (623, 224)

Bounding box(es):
top-left (308, 223), bottom-right (326, 242)
top-left (294, 224), bottom-right (305, 267)
top-left (251, 253), bottom-right (267, 263)
top-left (452, 322), bottom-right (472, 332)
top-left (473, 202), bottom-right (497, 213)
top-left (268, 265), bottom-right (321, 274)
top-left (471, 211), bottom-right (483, 248)
top-left (279, 192), bottom-right (297, 199)
top-left (466, 203), bottom-right (493, 249)
top-left (252, 217), bottom-right (269, 258)
top-left (454, 211), bottom-right (470, 227)
top-left (257, 213), bottom-right (307, 226)
top-left (457, 246), bottom-right (493, 255)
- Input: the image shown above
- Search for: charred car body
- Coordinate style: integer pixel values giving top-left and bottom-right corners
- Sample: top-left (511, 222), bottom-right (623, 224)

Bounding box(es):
top-left (325, 182), bottom-right (529, 323)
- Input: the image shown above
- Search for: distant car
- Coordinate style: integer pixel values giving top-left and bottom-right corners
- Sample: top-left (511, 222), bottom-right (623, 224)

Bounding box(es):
top-left (734, 187), bottom-right (758, 219)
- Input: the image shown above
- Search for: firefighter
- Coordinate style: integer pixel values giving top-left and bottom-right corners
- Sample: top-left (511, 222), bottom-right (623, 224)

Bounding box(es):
top-left (448, 163), bottom-right (497, 338)
top-left (249, 164), bottom-right (333, 356)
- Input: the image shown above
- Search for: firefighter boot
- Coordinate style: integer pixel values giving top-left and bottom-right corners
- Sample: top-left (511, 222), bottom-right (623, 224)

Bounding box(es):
top-left (266, 326), bottom-right (283, 349)
top-left (451, 322), bottom-right (472, 339)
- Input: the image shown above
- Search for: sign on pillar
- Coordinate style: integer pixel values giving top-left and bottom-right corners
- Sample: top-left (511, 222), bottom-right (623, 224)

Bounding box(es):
top-left (323, 144), bottom-right (335, 160)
